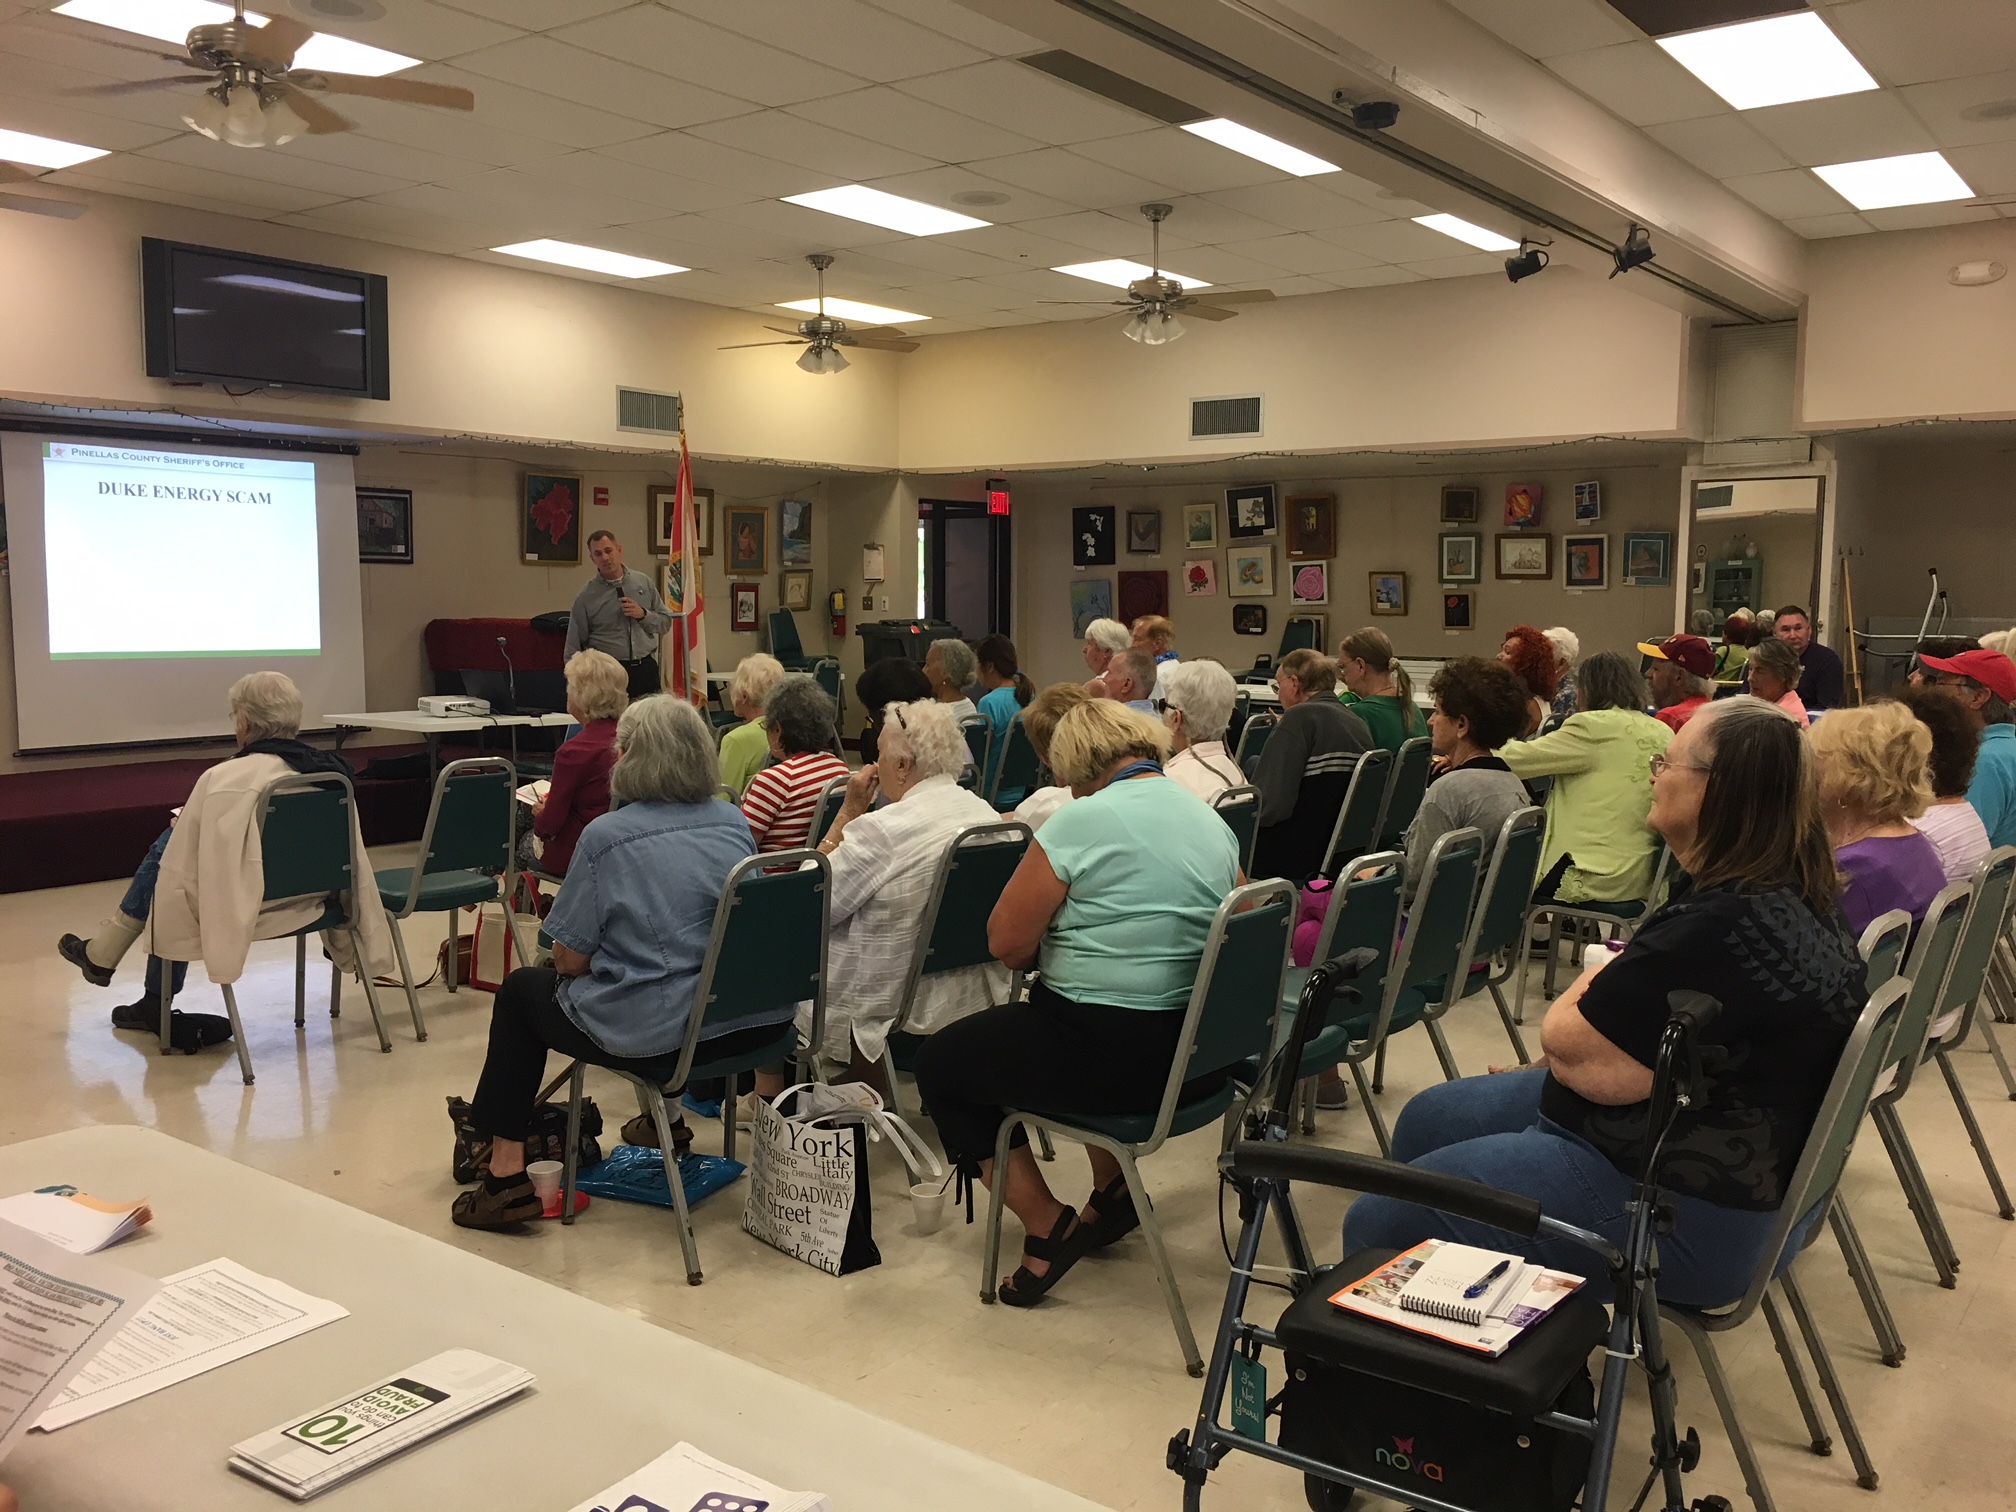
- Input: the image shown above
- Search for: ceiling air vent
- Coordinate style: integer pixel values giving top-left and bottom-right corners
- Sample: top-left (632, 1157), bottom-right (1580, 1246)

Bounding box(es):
top-left (1190, 394), bottom-right (1263, 440)
top-left (617, 387), bottom-right (682, 434)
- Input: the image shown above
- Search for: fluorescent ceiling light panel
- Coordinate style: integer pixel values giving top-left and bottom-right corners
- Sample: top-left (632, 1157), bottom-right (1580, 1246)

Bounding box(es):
top-left (492, 240), bottom-right (687, 278)
top-left (54, 0), bottom-right (418, 76)
top-left (1412, 214), bottom-right (1520, 252)
top-left (1052, 259), bottom-right (1209, 290)
top-left (1656, 12), bottom-right (1877, 111)
top-left (0, 127), bottom-right (108, 170)
top-left (1812, 151), bottom-right (1974, 210)
top-left (1180, 119), bottom-right (1337, 176)
top-left (781, 185), bottom-right (988, 236)
top-left (779, 297), bottom-right (927, 325)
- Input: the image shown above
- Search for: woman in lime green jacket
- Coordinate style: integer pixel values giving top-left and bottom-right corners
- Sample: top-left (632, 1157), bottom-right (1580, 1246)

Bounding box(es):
top-left (1499, 650), bottom-right (1671, 904)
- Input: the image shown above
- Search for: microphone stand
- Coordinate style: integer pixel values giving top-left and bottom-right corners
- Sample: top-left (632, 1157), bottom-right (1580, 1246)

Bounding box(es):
top-left (495, 635), bottom-right (519, 770)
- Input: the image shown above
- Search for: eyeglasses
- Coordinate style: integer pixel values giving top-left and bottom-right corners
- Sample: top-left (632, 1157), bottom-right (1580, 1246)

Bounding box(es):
top-left (1154, 698), bottom-right (1175, 714)
top-left (1648, 754), bottom-right (1713, 779)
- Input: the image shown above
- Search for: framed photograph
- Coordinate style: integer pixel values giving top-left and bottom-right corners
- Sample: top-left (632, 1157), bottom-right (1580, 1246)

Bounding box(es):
top-left (1233, 603), bottom-right (1269, 636)
top-left (1183, 558), bottom-right (1218, 597)
top-left (649, 485), bottom-right (675, 555)
top-left (1368, 571), bottom-right (1408, 616)
top-left (356, 487), bottom-right (412, 564)
top-left (694, 488), bottom-right (713, 554)
top-left (1126, 508), bottom-right (1161, 554)
top-left (1440, 485), bottom-right (1481, 524)
top-left (780, 498), bottom-right (812, 568)
top-left (1284, 493), bottom-right (1335, 559)
top-left (1438, 531), bottom-right (1481, 585)
top-left (1564, 534), bottom-right (1609, 590)
top-left (1226, 483), bottom-right (1277, 539)
top-left (1290, 562), bottom-right (1329, 606)
top-left (1622, 531), bottom-right (1673, 587)
top-left (522, 473), bottom-right (582, 564)
top-left (1495, 532), bottom-right (1553, 579)
top-left (1573, 480), bottom-right (1602, 522)
top-left (1504, 481), bottom-right (1543, 530)
top-left (1183, 502), bottom-right (1218, 550)
top-left (1117, 569), bottom-right (1168, 622)
top-left (1227, 545), bottom-right (1275, 598)
top-left (1442, 590), bottom-right (1475, 630)
top-left (724, 506), bottom-right (768, 575)
top-left (1072, 506), bottom-right (1116, 566)
top-left (780, 569), bottom-right (813, 612)
top-left (1689, 562), bottom-right (1706, 594)
top-left (1069, 577), bottom-right (1113, 637)
top-left (731, 581), bottom-right (759, 631)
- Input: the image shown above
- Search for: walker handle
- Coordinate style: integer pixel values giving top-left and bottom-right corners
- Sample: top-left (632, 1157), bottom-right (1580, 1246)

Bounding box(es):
top-left (1226, 1141), bottom-right (1543, 1238)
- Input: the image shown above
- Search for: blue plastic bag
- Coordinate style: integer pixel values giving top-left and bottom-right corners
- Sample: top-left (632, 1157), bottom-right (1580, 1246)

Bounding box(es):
top-left (573, 1144), bottom-right (745, 1210)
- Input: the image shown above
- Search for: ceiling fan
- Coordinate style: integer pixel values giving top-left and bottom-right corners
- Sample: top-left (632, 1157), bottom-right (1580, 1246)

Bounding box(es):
top-left (66, 0), bottom-right (473, 149)
top-left (719, 254), bottom-right (921, 375)
top-left (1047, 202), bottom-right (1275, 344)
top-left (0, 162), bottom-right (87, 219)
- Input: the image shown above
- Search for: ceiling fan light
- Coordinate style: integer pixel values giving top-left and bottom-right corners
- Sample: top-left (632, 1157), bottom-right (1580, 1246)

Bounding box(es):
top-left (261, 92), bottom-right (307, 146)
top-left (182, 86), bottom-right (229, 141)
top-left (797, 343), bottom-right (849, 375)
top-left (1123, 309), bottom-right (1185, 346)
top-left (219, 83), bottom-right (269, 147)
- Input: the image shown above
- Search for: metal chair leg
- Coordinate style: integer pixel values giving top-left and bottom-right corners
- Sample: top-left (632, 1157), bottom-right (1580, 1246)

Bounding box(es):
top-left (348, 931), bottom-right (392, 1052)
top-left (1512, 909), bottom-right (1535, 1026)
top-left (1299, 1077), bottom-right (1316, 1137)
top-left (880, 1048), bottom-right (903, 1116)
top-left (1829, 1196), bottom-right (1905, 1366)
top-left (561, 1062), bottom-right (585, 1226)
top-left (294, 935), bottom-right (307, 1027)
top-left (1779, 1269), bottom-right (1880, 1490)
top-left (160, 960), bottom-right (174, 1055)
top-left (329, 959), bottom-right (342, 1020)
top-left (979, 1116), bottom-right (1017, 1304)
top-left (645, 1084), bottom-right (704, 1285)
top-left (1666, 1312), bottom-right (1777, 1512)
top-left (1371, 1037), bottom-right (1388, 1095)
top-left (1035, 1127), bottom-right (1056, 1162)
top-left (1759, 1287), bottom-right (1832, 1455)
top-left (1425, 1018), bottom-right (1460, 1082)
top-left (218, 982), bottom-right (254, 1085)
top-left (1112, 1141), bottom-right (1203, 1376)
top-left (445, 907), bottom-right (459, 992)
top-left (387, 918), bottom-right (428, 1043)
top-left (1979, 1014), bottom-right (2016, 1100)
top-left (1489, 981), bottom-right (1531, 1065)
top-left (1347, 1060), bottom-right (1390, 1156)
top-left (722, 1081), bottom-right (738, 1165)
top-left (1872, 1102), bottom-right (1959, 1284)
top-left (1936, 1047), bottom-right (2016, 1219)
top-left (1543, 913), bottom-right (1563, 999)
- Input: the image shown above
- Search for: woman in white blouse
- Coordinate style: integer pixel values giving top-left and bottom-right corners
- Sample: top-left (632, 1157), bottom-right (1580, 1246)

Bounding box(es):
top-left (1163, 659), bottom-right (1241, 801)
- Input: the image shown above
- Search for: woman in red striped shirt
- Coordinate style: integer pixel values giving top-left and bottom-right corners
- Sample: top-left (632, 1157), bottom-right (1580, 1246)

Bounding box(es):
top-left (740, 674), bottom-right (848, 852)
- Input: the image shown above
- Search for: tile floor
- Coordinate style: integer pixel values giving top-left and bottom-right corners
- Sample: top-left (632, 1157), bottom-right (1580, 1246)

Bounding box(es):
top-left (5, 855), bottom-right (2016, 1512)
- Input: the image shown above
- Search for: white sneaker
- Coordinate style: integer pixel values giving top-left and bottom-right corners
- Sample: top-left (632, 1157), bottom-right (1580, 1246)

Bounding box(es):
top-left (731, 1091), bottom-right (767, 1126)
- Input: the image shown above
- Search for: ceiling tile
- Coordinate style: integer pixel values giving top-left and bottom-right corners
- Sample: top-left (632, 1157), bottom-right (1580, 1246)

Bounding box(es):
top-left (1783, 212), bottom-right (1874, 237)
top-left (272, 212), bottom-right (470, 257)
top-left (687, 108), bottom-right (940, 180)
top-left (834, 234), bottom-right (1022, 279)
top-left (0, 86), bottom-right (182, 155)
top-left (1007, 209), bottom-right (1154, 257)
top-left (1545, 40), bottom-right (1728, 126)
top-left (1900, 69), bottom-right (2016, 149)
top-left (554, 6), bottom-right (867, 107)
top-left (435, 165), bottom-right (696, 226)
top-left (1858, 201), bottom-right (1999, 230)
top-left (138, 135), bottom-right (415, 198)
top-left (270, 197), bottom-right (521, 249)
top-left (278, 129), bottom-right (495, 186)
top-left (308, 2), bottom-right (524, 62)
top-left (660, 0), bottom-right (986, 82)
top-left (1643, 115), bottom-right (1794, 178)
top-left (862, 0), bottom-right (1046, 56)
top-left (511, 151), bottom-right (764, 214)
top-left (789, 86), bottom-right (1045, 163)
top-left (1400, 251), bottom-right (1504, 279)
top-left (47, 169), bottom-right (314, 222)
top-left (1723, 167), bottom-right (1856, 218)
top-left (975, 265), bottom-right (1133, 303)
top-left (436, 0), bottom-right (634, 32)
top-left (1249, 274), bottom-right (1335, 298)
top-left (1320, 217), bottom-right (1473, 262)
top-left (705, 196), bottom-right (915, 250)
top-left (859, 164), bottom-right (1080, 223)
top-left (364, 181), bottom-right (580, 241)
top-left (930, 220), bottom-right (1108, 267)
top-left (895, 60), bottom-right (1165, 147)
top-left (1324, 265), bottom-right (1426, 288)
top-left (1829, 0), bottom-right (2016, 90)
top-left (1139, 196), bottom-right (1287, 246)
top-left (308, 92), bottom-right (574, 167)
top-left (870, 277), bottom-right (1019, 312)
top-left (1215, 233), bottom-right (1378, 275)
top-left (966, 146), bottom-right (1177, 209)
top-left (453, 37), bottom-right (759, 131)
top-left (1743, 90), bottom-right (1936, 166)
top-left (1155, 246), bottom-right (1290, 285)
top-left (1073, 129), bottom-right (1288, 196)
top-left (601, 133), bottom-right (829, 199)
top-left (1200, 179), bottom-right (1391, 232)
top-left (1944, 138), bottom-right (2016, 194)
top-left (1442, 0), bottom-right (1638, 60)
top-left (403, 63), bottom-right (658, 150)
top-left (48, 154), bottom-right (339, 214)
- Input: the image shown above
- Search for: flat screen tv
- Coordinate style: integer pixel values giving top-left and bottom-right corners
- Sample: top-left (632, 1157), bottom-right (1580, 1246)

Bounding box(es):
top-left (141, 237), bottom-right (389, 399)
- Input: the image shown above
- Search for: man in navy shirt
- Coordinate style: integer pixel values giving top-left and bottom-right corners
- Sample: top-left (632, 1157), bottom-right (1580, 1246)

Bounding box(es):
top-left (1771, 606), bottom-right (1846, 711)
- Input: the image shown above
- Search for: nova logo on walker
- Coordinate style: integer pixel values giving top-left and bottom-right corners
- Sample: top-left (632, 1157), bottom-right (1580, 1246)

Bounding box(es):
top-left (1374, 1434), bottom-right (1446, 1482)
top-left (283, 1377), bottom-right (448, 1453)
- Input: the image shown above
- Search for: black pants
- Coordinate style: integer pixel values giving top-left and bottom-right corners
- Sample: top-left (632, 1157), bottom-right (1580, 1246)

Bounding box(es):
top-left (912, 981), bottom-right (1229, 1168)
top-left (619, 655), bottom-right (660, 699)
top-left (468, 966), bottom-right (781, 1140)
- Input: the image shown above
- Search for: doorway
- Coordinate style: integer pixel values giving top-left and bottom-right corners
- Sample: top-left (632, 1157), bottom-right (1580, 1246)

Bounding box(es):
top-left (918, 498), bottom-right (1011, 640)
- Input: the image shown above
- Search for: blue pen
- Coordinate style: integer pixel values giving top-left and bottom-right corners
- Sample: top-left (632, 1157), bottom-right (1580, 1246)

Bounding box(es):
top-left (1463, 1259), bottom-right (1511, 1299)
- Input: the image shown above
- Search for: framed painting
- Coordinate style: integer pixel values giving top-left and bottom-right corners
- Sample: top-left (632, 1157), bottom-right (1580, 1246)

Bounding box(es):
top-left (1226, 483), bottom-right (1277, 539)
top-left (1440, 485), bottom-right (1480, 524)
top-left (1233, 603), bottom-right (1269, 636)
top-left (694, 488), bottom-right (714, 554)
top-left (1072, 506), bottom-right (1117, 566)
top-left (1442, 590), bottom-right (1475, 630)
top-left (649, 485), bottom-right (676, 555)
top-left (1183, 502), bottom-right (1218, 550)
top-left (1226, 545), bottom-right (1275, 597)
top-left (1182, 558), bottom-right (1218, 597)
top-left (1368, 571), bottom-right (1407, 616)
top-left (1290, 562), bottom-right (1329, 606)
top-left (1069, 577), bottom-right (1113, 637)
top-left (1504, 481), bottom-right (1543, 530)
top-left (1564, 533), bottom-right (1609, 590)
top-left (1126, 508), bottom-right (1161, 554)
top-left (781, 569), bottom-right (813, 611)
top-left (1573, 480), bottom-right (1602, 522)
top-left (730, 580), bottom-right (759, 631)
top-left (1622, 531), bottom-right (1672, 586)
top-left (725, 506), bottom-right (768, 575)
top-left (522, 472), bottom-right (582, 564)
top-left (1117, 569), bottom-right (1168, 623)
top-left (356, 487), bottom-right (412, 564)
top-left (1495, 532), bottom-right (1553, 579)
top-left (1284, 493), bottom-right (1334, 559)
top-left (1438, 532), bottom-right (1481, 585)
top-left (780, 497), bottom-right (812, 568)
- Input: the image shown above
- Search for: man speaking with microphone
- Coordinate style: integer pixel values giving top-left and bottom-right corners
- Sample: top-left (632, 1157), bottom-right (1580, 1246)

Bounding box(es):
top-left (564, 530), bottom-right (672, 698)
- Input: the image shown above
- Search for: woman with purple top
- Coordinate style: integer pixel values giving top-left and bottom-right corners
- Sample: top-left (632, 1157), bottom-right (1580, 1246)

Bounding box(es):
top-left (1808, 701), bottom-right (1949, 933)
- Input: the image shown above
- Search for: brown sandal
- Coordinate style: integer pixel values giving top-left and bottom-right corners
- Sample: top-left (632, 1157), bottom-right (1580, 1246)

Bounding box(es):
top-left (451, 1174), bottom-right (543, 1230)
top-left (620, 1112), bottom-right (695, 1155)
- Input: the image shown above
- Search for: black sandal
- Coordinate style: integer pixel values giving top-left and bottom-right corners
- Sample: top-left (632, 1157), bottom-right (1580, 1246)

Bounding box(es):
top-left (998, 1206), bottom-right (1091, 1308)
top-left (1080, 1174), bottom-right (1139, 1250)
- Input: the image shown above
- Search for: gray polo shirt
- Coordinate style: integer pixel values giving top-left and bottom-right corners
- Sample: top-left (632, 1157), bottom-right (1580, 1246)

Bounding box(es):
top-left (564, 567), bottom-right (672, 662)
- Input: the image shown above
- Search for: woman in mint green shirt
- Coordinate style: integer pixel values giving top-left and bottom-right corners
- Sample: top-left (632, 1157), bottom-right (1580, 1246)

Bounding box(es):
top-left (915, 701), bottom-right (1241, 1308)
top-left (1337, 626), bottom-right (1427, 753)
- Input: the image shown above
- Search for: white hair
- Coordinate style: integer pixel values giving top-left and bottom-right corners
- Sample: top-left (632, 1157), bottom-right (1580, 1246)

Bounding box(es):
top-left (610, 695), bottom-right (720, 805)
top-left (1083, 617), bottom-right (1131, 655)
top-left (1164, 659), bottom-right (1237, 741)
top-left (928, 637), bottom-right (978, 689)
top-left (1542, 626), bottom-right (1579, 669)
top-left (727, 652), bottom-right (785, 710)
top-left (229, 671), bottom-right (303, 741)
top-left (876, 698), bottom-right (967, 780)
top-left (564, 649), bottom-right (630, 722)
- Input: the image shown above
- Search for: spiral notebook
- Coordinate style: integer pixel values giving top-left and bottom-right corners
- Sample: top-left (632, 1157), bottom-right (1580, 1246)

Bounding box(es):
top-left (1395, 1242), bottom-right (1528, 1326)
top-left (1328, 1240), bottom-right (1585, 1357)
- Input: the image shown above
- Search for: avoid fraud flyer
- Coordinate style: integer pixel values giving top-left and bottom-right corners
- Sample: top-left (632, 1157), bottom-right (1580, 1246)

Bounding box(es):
top-left (0, 1216), bottom-right (159, 1462)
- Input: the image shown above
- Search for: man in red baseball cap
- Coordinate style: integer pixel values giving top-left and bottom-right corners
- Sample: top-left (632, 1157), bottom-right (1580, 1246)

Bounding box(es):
top-left (1919, 649), bottom-right (2016, 846)
top-left (1637, 633), bottom-right (1718, 731)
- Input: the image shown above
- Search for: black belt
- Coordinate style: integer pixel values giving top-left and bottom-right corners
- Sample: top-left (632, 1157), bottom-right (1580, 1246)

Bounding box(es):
top-left (617, 652), bottom-right (657, 667)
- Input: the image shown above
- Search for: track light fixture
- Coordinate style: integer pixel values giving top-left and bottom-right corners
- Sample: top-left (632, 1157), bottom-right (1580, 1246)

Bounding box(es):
top-left (1331, 91), bottom-right (1400, 131)
top-left (1504, 240), bottom-right (1550, 283)
top-left (1611, 224), bottom-right (1655, 278)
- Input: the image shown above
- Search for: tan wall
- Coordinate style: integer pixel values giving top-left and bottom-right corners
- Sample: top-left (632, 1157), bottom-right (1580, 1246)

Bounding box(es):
top-left (1830, 437), bottom-right (2016, 630)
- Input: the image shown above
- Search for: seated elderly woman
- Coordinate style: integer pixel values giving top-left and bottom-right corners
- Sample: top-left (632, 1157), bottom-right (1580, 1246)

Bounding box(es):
top-left (1543, 628), bottom-right (1581, 720)
top-left (1163, 658), bottom-right (1242, 800)
top-left (914, 701), bottom-right (1243, 1306)
top-left (1497, 624), bottom-right (1558, 738)
top-left (717, 652), bottom-right (786, 795)
top-left (739, 674), bottom-right (848, 852)
top-left (855, 656), bottom-right (932, 764)
top-left (1345, 697), bottom-right (1868, 1306)
top-left (1337, 626), bottom-right (1428, 751)
top-left (1808, 700), bottom-right (1948, 933)
top-left (1403, 658), bottom-right (1535, 904)
top-left (58, 671), bottom-right (391, 1037)
top-left (524, 649), bottom-right (628, 876)
top-left (1744, 635), bottom-right (1810, 728)
top-left (1901, 684), bottom-right (1991, 885)
top-left (925, 637), bottom-right (980, 721)
top-left (451, 697), bottom-right (773, 1230)
top-left (1080, 616), bottom-right (1133, 695)
top-left (1009, 682), bottom-right (1092, 833)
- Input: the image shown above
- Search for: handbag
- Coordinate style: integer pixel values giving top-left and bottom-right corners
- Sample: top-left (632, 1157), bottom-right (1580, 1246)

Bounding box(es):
top-left (469, 903), bottom-right (542, 992)
top-left (1293, 877), bottom-right (1336, 969)
top-left (446, 1091), bottom-right (602, 1185)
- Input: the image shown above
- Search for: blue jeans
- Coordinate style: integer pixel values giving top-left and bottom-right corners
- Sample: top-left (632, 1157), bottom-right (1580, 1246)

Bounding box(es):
top-left (122, 829), bottom-right (187, 1000)
top-left (1341, 1069), bottom-right (1780, 1308)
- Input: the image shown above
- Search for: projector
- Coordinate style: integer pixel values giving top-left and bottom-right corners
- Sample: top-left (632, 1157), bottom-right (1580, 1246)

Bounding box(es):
top-left (418, 695), bottom-right (490, 717)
